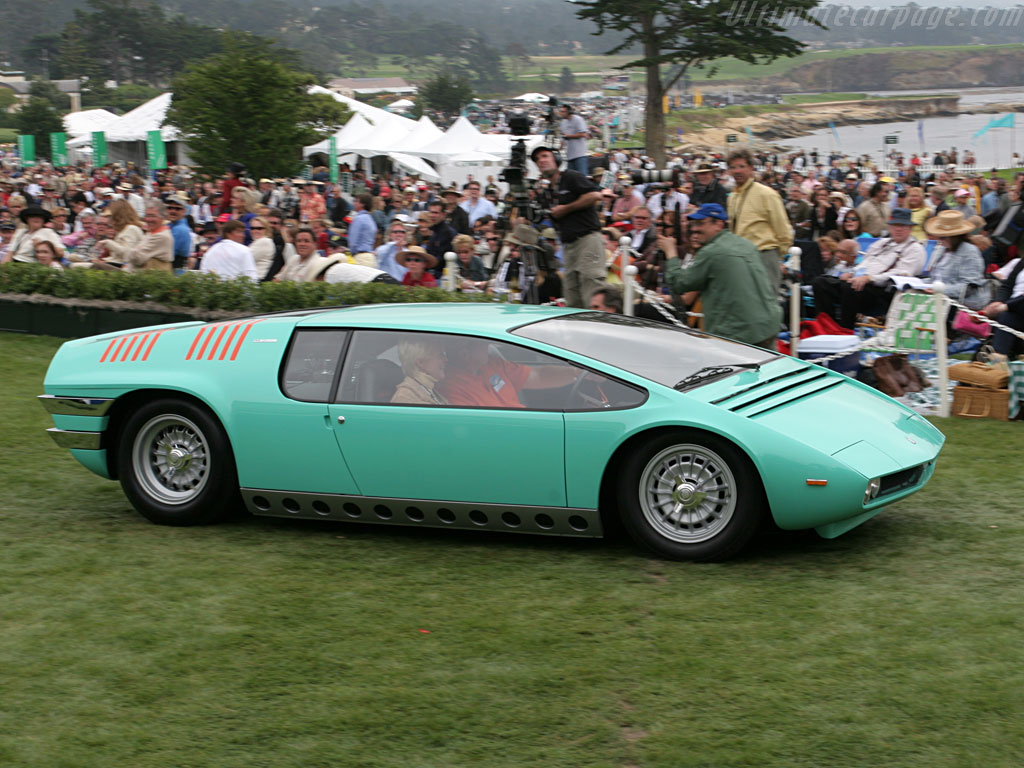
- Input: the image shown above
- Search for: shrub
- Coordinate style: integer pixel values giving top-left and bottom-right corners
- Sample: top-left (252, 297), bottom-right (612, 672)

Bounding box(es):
top-left (0, 264), bottom-right (486, 312)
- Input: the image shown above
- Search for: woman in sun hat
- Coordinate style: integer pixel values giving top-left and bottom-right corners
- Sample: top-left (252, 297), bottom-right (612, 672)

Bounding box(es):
top-left (4, 206), bottom-right (65, 263)
top-left (923, 210), bottom-right (987, 308)
top-left (397, 245), bottom-right (438, 287)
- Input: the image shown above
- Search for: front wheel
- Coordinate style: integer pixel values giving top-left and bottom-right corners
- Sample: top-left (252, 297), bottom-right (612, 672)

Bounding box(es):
top-left (618, 431), bottom-right (765, 561)
top-left (117, 398), bottom-right (240, 526)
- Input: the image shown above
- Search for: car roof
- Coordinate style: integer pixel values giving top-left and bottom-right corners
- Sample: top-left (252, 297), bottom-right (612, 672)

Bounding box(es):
top-left (295, 303), bottom-right (588, 335)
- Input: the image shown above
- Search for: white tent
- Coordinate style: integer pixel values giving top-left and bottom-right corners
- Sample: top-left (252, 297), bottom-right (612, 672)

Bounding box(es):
top-left (63, 109), bottom-right (119, 139)
top-left (346, 118), bottom-right (417, 158)
top-left (308, 85), bottom-right (415, 131)
top-left (389, 152), bottom-right (440, 181)
top-left (398, 116), bottom-right (443, 152)
top-left (303, 112), bottom-right (376, 158)
top-left (66, 92), bottom-right (178, 147)
top-left (512, 92), bottom-right (550, 103)
top-left (413, 116), bottom-right (490, 164)
top-left (387, 98), bottom-right (415, 111)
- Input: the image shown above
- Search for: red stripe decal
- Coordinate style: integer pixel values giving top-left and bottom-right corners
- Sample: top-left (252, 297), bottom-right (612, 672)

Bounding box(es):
top-left (219, 324), bottom-right (241, 360)
top-left (229, 319), bottom-right (262, 361)
top-left (185, 327), bottom-right (207, 360)
top-left (207, 324), bottom-right (231, 360)
top-left (131, 333), bottom-right (150, 361)
top-left (141, 332), bottom-right (162, 361)
top-left (108, 336), bottom-right (128, 362)
top-left (120, 335), bottom-right (140, 361)
top-left (194, 324), bottom-right (220, 360)
top-left (99, 339), bottom-right (118, 363)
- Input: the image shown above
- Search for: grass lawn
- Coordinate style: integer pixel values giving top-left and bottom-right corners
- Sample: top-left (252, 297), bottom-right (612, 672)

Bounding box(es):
top-left (2, 332), bottom-right (1022, 767)
top-left (0, 128), bottom-right (17, 143)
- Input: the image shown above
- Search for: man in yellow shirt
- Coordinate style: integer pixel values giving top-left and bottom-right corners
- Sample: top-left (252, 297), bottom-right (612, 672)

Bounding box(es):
top-left (726, 149), bottom-right (792, 292)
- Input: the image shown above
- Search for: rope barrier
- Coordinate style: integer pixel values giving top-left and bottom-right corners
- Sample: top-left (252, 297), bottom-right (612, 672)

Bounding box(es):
top-left (947, 297), bottom-right (1024, 342)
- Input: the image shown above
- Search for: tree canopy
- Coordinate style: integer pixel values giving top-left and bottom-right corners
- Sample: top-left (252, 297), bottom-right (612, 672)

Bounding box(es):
top-left (419, 70), bottom-right (475, 116)
top-left (15, 98), bottom-right (65, 160)
top-left (574, 0), bottom-right (823, 163)
top-left (167, 36), bottom-right (351, 179)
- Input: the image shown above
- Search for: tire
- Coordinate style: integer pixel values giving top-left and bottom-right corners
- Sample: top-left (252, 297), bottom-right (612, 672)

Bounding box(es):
top-left (117, 398), bottom-right (240, 526)
top-left (617, 431), bottom-right (765, 562)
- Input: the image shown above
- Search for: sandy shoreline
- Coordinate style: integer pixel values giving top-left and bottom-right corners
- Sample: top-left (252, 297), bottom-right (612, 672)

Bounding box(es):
top-left (675, 96), bottom-right (1024, 152)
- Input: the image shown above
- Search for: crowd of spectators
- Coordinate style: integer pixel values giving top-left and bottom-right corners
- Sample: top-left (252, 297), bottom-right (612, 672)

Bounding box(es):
top-left (2, 138), bottom-right (1022, 359)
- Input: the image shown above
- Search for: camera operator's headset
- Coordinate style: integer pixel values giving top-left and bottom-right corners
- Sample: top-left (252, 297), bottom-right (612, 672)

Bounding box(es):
top-left (530, 145), bottom-right (562, 168)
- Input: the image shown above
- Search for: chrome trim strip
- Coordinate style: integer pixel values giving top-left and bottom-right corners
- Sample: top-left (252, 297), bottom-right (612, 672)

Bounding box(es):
top-left (241, 489), bottom-right (603, 538)
top-left (46, 428), bottom-right (103, 450)
top-left (38, 395), bottom-right (115, 416)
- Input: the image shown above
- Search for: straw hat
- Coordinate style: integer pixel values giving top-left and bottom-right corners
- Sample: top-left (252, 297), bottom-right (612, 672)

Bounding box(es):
top-left (396, 245), bottom-right (437, 268)
top-left (923, 210), bottom-right (974, 238)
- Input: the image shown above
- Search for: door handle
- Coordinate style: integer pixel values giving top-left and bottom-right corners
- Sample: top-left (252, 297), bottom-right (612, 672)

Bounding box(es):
top-left (337, 415), bottom-right (345, 424)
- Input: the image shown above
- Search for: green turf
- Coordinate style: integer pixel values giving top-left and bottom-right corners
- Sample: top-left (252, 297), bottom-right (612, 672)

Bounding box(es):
top-left (0, 128), bottom-right (17, 143)
top-left (2, 332), bottom-right (1022, 767)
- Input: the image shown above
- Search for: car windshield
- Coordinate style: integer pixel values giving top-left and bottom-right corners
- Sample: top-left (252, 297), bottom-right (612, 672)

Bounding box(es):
top-left (512, 312), bottom-right (777, 389)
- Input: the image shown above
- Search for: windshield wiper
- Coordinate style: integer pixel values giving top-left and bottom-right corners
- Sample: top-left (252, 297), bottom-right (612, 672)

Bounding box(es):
top-left (673, 363), bottom-right (762, 391)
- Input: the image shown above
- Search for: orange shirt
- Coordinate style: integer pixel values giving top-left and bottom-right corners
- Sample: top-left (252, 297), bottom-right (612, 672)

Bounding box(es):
top-left (440, 358), bottom-right (530, 408)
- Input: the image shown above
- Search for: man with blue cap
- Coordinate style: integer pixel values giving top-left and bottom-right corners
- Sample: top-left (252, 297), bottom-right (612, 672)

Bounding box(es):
top-left (663, 203), bottom-right (780, 349)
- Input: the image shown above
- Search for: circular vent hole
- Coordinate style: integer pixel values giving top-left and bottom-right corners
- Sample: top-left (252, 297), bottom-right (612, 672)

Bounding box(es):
top-left (312, 500), bottom-right (330, 516)
top-left (282, 498), bottom-right (300, 513)
top-left (534, 513), bottom-right (555, 530)
top-left (568, 515), bottom-right (588, 531)
top-left (469, 510), bottom-right (488, 526)
top-left (252, 495), bottom-right (270, 511)
top-left (374, 504), bottom-right (393, 520)
top-left (343, 503), bottom-right (362, 518)
top-left (405, 506), bottom-right (425, 521)
top-left (501, 512), bottom-right (521, 528)
top-left (437, 508), bottom-right (456, 523)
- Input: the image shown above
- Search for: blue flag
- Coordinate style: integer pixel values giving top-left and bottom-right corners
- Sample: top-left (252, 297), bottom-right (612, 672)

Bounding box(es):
top-left (744, 125), bottom-right (754, 144)
top-left (829, 121), bottom-right (840, 146)
top-left (974, 113), bottom-right (1015, 140)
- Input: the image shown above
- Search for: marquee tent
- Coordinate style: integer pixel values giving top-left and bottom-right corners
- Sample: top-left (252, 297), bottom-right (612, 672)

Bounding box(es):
top-left (302, 112), bottom-right (376, 158)
top-left (512, 92), bottom-right (550, 103)
top-left (63, 109), bottom-right (119, 139)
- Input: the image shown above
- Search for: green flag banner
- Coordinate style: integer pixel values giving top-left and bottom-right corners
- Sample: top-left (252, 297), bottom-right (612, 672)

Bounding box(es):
top-left (92, 132), bottom-right (108, 167)
top-left (17, 135), bottom-right (36, 168)
top-left (146, 130), bottom-right (167, 170)
top-left (50, 132), bottom-right (68, 166)
top-left (329, 137), bottom-right (339, 184)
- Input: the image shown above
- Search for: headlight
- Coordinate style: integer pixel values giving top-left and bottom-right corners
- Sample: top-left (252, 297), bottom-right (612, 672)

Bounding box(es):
top-left (864, 477), bottom-right (882, 504)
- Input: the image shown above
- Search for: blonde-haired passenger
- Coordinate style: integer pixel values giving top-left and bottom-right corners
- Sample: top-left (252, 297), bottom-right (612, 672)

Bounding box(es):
top-left (391, 338), bottom-right (448, 405)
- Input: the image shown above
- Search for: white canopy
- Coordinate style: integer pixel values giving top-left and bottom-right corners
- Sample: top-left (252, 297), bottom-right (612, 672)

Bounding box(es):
top-left (388, 98), bottom-right (415, 110)
top-left (63, 109), bottom-right (119, 139)
top-left (398, 116), bottom-right (444, 152)
top-left (346, 118), bottom-right (417, 158)
top-left (67, 93), bottom-right (178, 146)
top-left (303, 113), bottom-right (376, 158)
top-left (512, 92), bottom-right (550, 103)
top-left (413, 116), bottom-right (490, 164)
top-left (450, 150), bottom-right (503, 164)
top-left (389, 152), bottom-right (440, 181)
top-left (308, 85), bottom-right (415, 130)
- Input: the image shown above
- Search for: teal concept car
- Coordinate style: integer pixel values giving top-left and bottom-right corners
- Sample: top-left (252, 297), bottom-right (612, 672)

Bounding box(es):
top-left (39, 304), bottom-right (944, 561)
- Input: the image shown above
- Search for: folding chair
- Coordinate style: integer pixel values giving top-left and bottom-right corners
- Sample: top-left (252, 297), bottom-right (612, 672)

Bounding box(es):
top-left (858, 291), bottom-right (950, 417)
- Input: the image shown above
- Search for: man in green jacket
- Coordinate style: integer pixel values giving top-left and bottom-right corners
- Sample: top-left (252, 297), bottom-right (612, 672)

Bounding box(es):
top-left (664, 203), bottom-right (780, 349)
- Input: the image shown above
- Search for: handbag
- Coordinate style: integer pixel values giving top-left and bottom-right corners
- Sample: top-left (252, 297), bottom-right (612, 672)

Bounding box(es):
top-left (948, 361), bottom-right (1009, 389)
top-left (952, 309), bottom-right (992, 339)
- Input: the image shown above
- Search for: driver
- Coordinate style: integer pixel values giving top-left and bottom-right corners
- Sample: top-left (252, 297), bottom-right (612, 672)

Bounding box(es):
top-left (439, 337), bottom-right (579, 408)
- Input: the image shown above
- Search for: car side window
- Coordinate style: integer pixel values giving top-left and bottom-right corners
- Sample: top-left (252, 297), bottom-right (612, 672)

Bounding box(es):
top-left (281, 330), bottom-right (349, 403)
top-left (338, 330), bottom-right (645, 411)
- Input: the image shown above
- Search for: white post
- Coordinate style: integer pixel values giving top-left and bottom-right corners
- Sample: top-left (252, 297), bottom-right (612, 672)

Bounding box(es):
top-left (623, 265), bottom-right (638, 316)
top-left (618, 235), bottom-right (631, 285)
top-left (443, 251), bottom-right (457, 292)
top-left (789, 280), bottom-right (801, 357)
top-left (935, 292), bottom-right (949, 418)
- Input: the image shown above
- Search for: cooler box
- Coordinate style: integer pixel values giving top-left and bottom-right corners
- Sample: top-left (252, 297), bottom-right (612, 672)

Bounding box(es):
top-left (797, 334), bottom-right (861, 375)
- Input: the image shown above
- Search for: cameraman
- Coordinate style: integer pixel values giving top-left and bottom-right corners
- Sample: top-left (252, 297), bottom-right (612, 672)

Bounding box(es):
top-left (531, 145), bottom-right (605, 308)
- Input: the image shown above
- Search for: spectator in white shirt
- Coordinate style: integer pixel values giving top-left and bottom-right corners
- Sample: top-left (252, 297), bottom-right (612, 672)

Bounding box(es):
top-left (200, 219), bottom-right (258, 280)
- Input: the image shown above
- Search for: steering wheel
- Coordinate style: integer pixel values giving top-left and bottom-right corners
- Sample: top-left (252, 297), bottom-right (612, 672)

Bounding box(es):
top-left (567, 371), bottom-right (610, 409)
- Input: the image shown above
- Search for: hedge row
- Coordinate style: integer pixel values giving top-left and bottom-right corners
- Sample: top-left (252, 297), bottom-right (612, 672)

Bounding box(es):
top-left (0, 264), bottom-right (484, 313)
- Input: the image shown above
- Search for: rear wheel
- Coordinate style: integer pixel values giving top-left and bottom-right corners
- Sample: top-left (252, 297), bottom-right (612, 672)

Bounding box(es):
top-left (117, 398), bottom-right (239, 526)
top-left (618, 431), bottom-right (764, 561)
